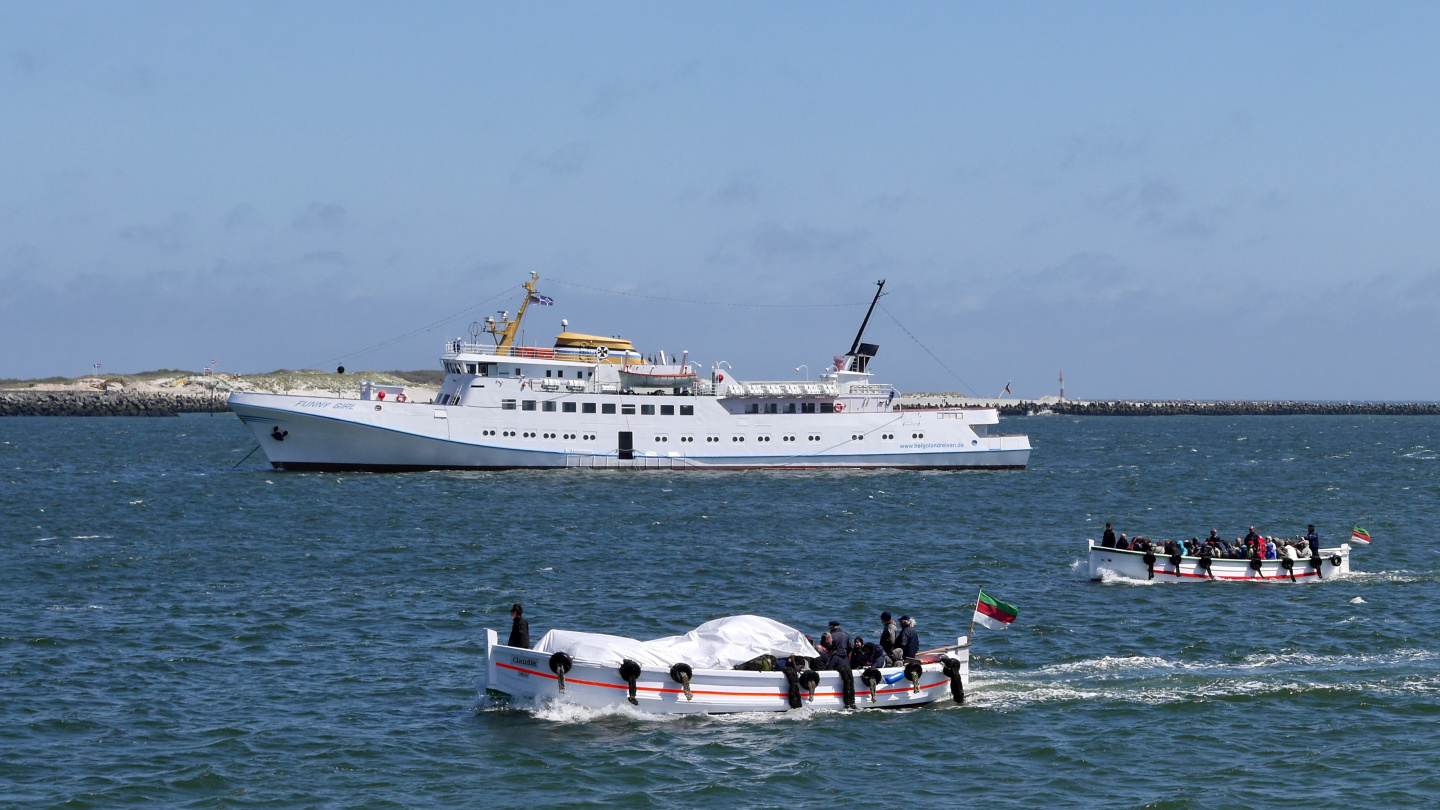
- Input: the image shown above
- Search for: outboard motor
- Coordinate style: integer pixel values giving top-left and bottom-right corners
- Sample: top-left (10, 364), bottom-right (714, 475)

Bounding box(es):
top-left (618, 659), bottom-right (642, 705)
top-left (548, 652), bottom-right (574, 693)
top-left (668, 663), bottom-right (694, 700)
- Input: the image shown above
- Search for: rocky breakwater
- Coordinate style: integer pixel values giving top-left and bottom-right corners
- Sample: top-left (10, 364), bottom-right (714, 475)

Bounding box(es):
top-left (0, 389), bottom-right (228, 417)
top-left (996, 400), bottom-right (1440, 416)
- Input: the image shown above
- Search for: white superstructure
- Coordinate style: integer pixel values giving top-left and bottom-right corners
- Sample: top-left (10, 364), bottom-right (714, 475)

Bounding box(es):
top-left (229, 275), bottom-right (1032, 471)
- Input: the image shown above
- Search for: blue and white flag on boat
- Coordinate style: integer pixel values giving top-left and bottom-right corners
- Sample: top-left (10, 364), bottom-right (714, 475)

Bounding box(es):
top-left (529, 294), bottom-right (554, 305)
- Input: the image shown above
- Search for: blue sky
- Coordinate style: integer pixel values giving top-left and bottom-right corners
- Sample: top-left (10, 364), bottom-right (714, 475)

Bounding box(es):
top-left (3, 2), bottom-right (1438, 398)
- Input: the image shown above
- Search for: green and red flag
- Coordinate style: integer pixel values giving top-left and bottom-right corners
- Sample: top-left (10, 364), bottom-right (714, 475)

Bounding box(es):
top-left (1351, 525), bottom-right (1371, 545)
top-left (973, 589), bottom-right (1019, 631)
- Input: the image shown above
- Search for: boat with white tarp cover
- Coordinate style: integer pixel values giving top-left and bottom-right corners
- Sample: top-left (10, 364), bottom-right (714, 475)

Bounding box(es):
top-left (483, 615), bottom-right (970, 714)
top-left (1088, 539), bottom-right (1354, 583)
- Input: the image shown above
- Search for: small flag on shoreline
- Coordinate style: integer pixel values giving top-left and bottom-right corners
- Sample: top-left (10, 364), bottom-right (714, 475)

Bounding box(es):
top-left (973, 589), bottom-right (1019, 631)
top-left (1351, 525), bottom-right (1371, 545)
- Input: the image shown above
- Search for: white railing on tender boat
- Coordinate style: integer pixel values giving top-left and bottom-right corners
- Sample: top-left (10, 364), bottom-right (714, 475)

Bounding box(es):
top-left (445, 341), bottom-right (599, 361)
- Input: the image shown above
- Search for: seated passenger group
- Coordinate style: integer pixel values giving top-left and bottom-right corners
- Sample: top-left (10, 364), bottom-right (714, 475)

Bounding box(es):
top-left (778, 612), bottom-right (921, 671)
top-left (1099, 522), bottom-right (1323, 560)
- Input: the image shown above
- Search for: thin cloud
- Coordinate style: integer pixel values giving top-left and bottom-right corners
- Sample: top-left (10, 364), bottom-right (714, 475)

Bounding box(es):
top-left (291, 202), bottom-right (347, 233)
top-left (120, 214), bottom-right (189, 253)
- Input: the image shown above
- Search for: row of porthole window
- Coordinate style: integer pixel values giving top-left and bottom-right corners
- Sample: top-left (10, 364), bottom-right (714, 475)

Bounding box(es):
top-left (484, 429), bottom-right (595, 440)
top-left (501, 400), bottom-right (694, 416)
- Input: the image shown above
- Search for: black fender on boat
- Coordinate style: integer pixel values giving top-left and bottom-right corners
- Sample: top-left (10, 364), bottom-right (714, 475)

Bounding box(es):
top-left (669, 662), bottom-right (694, 700)
top-left (1250, 556), bottom-right (1264, 577)
top-left (1168, 552), bottom-right (1184, 575)
top-left (861, 667), bottom-right (883, 703)
top-left (834, 662), bottom-right (856, 708)
top-left (1330, 554), bottom-right (1342, 567)
top-left (1143, 550), bottom-right (1157, 580)
top-left (548, 652), bottom-right (574, 693)
top-left (903, 662), bottom-right (924, 694)
top-left (782, 666), bottom-right (803, 709)
top-left (941, 657), bottom-right (964, 704)
top-left (798, 669), bottom-right (820, 702)
top-left (619, 659), bottom-right (642, 705)
top-left (1281, 556), bottom-right (1296, 582)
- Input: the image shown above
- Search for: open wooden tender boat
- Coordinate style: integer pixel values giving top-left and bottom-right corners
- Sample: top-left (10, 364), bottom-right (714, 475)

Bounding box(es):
top-left (483, 615), bottom-right (970, 714)
top-left (1088, 539), bottom-right (1353, 583)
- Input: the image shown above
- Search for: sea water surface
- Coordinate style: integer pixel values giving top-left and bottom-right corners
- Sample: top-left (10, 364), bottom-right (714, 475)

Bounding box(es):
top-left (3, 414), bottom-right (1439, 807)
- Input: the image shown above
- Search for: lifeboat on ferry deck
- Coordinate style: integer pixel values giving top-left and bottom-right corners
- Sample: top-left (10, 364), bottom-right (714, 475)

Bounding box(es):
top-left (620, 363), bottom-right (699, 389)
top-left (552, 331), bottom-right (642, 364)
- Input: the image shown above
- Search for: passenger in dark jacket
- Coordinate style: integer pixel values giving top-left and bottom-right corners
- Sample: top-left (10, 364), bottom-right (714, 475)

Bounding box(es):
top-left (848, 636), bottom-right (869, 669)
top-left (896, 616), bottom-right (919, 660)
top-left (878, 612), bottom-right (899, 652)
top-left (1306, 525), bottom-right (1320, 558)
top-left (1101, 524), bottom-right (1117, 548)
top-left (1115, 533), bottom-right (1130, 550)
top-left (827, 621), bottom-right (852, 656)
top-left (507, 603), bottom-right (530, 648)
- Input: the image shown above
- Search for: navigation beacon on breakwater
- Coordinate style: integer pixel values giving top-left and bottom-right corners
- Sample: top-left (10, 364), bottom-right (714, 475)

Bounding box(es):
top-left (228, 275), bottom-right (1032, 471)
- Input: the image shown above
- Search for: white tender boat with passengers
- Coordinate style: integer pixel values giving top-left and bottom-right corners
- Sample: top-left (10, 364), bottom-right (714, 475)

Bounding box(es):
top-left (1088, 540), bottom-right (1353, 583)
top-left (483, 615), bottom-right (971, 715)
top-left (228, 274), bottom-right (1031, 471)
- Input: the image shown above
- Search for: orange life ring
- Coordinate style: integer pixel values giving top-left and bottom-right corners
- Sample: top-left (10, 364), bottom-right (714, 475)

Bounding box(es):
top-left (397, 393), bottom-right (407, 403)
top-left (833, 402), bottom-right (844, 413)
top-left (377, 391), bottom-right (386, 400)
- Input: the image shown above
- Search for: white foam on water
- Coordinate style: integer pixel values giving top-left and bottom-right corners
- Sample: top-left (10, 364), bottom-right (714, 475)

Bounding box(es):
top-left (1095, 568), bottom-right (1155, 586)
top-left (1033, 655), bottom-right (1179, 676)
top-left (1351, 596), bottom-right (1366, 604)
top-left (530, 699), bottom-right (681, 725)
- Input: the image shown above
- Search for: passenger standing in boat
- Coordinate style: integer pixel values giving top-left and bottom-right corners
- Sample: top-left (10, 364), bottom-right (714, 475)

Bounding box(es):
top-left (507, 603), bottom-right (530, 649)
top-left (1102, 523), bottom-right (1117, 548)
top-left (1115, 533), bottom-right (1130, 550)
top-left (896, 616), bottom-right (919, 660)
top-left (1244, 526), bottom-right (1261, 546)
top-left (1306, 525), bottom-right (1320, 558)
top-left (879, 612), bottom-right (901, 662)
top-left (828, 621), bottom-right (852, 656)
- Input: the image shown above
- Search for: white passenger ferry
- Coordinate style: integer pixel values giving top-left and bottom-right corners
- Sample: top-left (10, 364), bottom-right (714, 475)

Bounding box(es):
top-left (229, 275), bottom-right (1032, 471)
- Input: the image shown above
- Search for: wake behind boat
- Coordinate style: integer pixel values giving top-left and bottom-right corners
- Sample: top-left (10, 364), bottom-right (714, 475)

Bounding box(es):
top-left (1088, 539), bottom-right (1353, 583)
top-left (229, 275), bottom-right (1031, 471)
top-left (483, 615), bottom-right (970, 714)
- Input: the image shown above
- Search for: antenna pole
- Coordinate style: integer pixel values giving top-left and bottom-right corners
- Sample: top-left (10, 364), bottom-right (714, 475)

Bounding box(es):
top-left (847, 279), bottom-right (886, 357)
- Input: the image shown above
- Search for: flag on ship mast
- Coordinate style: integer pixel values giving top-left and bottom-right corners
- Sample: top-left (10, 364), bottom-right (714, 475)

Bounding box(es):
top-left (971, 589), bottom-right (1019, 632)
top-left (1350, 525), bottom-right (1372, 545)
top-left (529, 294), bottom-right (554, 305)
